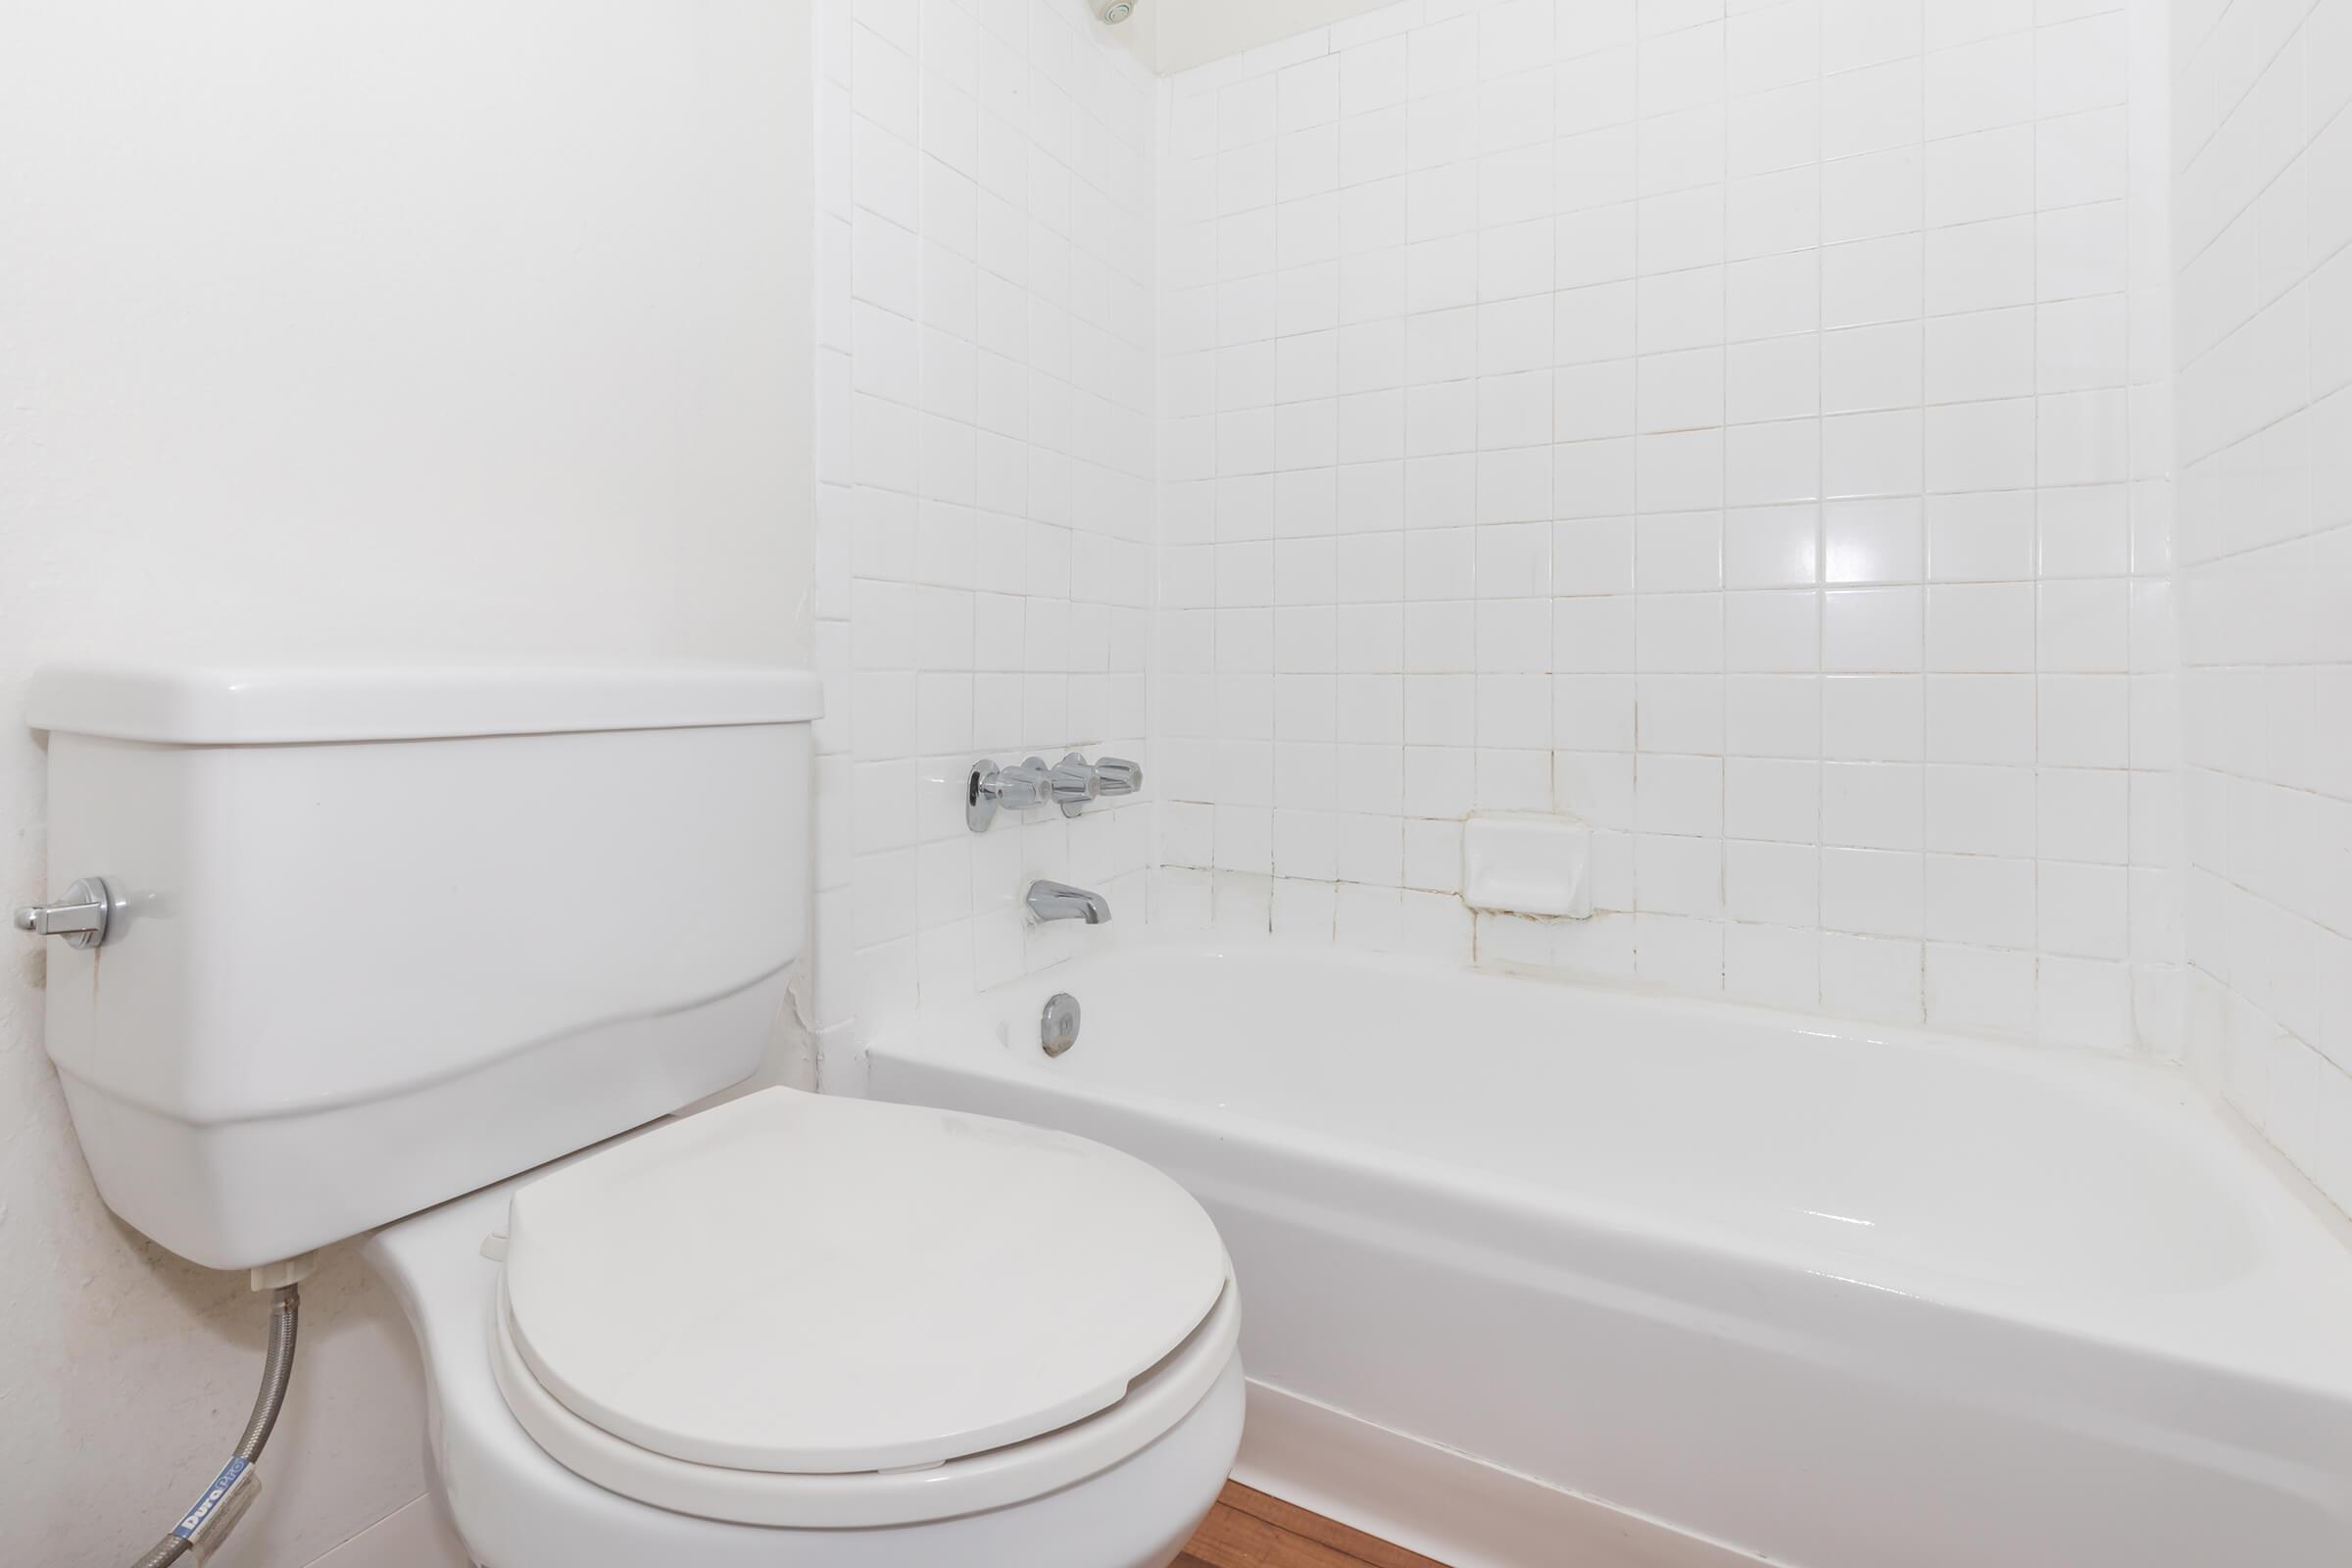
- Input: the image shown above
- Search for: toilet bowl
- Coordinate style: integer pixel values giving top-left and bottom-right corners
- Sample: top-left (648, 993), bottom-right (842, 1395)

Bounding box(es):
top-left (364, 1088), bottom-right (1246, 1568)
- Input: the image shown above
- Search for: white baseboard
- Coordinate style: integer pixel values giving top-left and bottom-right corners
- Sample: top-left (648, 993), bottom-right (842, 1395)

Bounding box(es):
top-left (1232, 1380), bottom-right (1765, 1568)
top-left (304, 1494), bottom-right (471, 1568)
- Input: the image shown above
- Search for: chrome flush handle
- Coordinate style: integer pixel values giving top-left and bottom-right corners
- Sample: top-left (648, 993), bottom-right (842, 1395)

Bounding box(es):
top-left (14, 876), bottom-right (122, 950)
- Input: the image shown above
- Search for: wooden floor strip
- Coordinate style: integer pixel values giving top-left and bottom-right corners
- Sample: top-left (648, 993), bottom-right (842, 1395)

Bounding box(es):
top-left (1178, 1482), bottom-right (1452, 1568)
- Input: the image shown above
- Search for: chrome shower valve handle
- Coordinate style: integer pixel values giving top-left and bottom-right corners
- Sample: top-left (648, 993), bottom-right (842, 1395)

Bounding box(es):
top-left (966, 754), bottom-right (1144, 831)
top-left (967, 758), bottom-right (1050, 831)
top-left (992, 758), bottom-right (1054, 810)
top-left (1050, 754), bottom-right (1099, 817)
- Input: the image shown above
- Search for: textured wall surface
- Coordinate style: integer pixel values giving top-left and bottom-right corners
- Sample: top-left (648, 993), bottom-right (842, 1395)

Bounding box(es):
top-left (0, 5), bottom-right (813, 1561)
top-left (1152, 0), bottom-right (2181, 1051)
top-left (2171, 0), bottom-right (2352, 1204)
top-left (810, 0), bottom-right (1161, 1085)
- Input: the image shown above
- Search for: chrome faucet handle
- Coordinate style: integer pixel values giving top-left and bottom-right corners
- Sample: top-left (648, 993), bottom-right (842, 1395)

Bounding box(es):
top-left (996, 758), bottom-right (1054, 809)
top-left (14, 877), bottom-right (121, 950)
top-left (1050, 754), bottom-right (1100, 817)
top-left (967, 758), bottom-right (1054, 831)
top-left (968, 754), bottom-right (1122, 831)
top-left (1093, 757), bottom-right (1144, 797)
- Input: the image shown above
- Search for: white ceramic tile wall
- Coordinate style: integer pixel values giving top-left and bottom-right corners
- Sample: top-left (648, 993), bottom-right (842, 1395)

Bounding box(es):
top-left (1152, 0), bottom-right (2181, 1048)
top-left (811, 0), bottom-right (1159, 1080)
top-left (2171, 0), bottom-right (2352, 1202)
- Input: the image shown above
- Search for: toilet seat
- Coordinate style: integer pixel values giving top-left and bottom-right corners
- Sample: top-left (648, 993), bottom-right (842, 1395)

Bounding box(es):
top-left (489, 1087), bottom-right (1239, 1528)
top-left (492, 1263), bottom-right (1242, 1528)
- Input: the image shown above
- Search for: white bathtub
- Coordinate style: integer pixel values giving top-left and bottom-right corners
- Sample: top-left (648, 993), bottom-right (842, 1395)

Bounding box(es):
top-left (866, 942), bottom-right (2352, 1568)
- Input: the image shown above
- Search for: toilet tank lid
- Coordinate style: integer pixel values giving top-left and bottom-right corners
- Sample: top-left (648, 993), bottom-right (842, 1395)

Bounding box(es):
top-left (26, 662), bottom-right (823, 744)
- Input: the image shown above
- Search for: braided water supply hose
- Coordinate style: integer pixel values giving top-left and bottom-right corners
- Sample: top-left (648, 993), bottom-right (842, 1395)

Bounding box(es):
top-left (125, 1282), bottom-right (302, 1567)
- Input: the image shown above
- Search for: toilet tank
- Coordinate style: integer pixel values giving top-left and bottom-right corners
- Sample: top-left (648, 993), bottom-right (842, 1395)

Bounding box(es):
top-left (25, 663), bottom-right (820, 1270)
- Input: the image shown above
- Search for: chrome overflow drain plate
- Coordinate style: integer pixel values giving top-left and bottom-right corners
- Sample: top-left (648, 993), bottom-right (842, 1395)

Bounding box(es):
top-left (1041, 993), bottom-right (1081, 1057)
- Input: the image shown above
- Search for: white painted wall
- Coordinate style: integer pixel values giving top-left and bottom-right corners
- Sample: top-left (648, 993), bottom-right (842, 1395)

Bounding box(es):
top-left (0, 4), bottom-right (814, 1563)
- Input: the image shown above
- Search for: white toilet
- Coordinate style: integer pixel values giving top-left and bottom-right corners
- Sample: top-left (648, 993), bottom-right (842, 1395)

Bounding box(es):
top-left (25, 662), bottom-right (1243, 1568)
